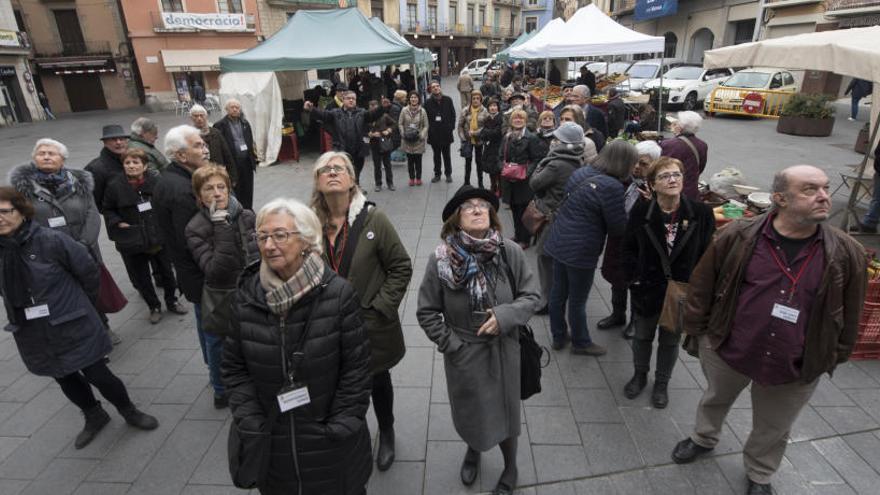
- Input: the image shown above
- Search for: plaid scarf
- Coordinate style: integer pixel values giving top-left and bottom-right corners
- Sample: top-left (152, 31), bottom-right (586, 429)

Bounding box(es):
top-left (435, 229), bottom-right (501, 310)
top-left (259, 251), bottom-right (325, 317)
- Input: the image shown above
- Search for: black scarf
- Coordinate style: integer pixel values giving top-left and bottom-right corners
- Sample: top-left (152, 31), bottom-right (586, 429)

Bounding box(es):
top-left (0, 221), bottom-right (33, 310)
top-left (33, 166), bottom-right (71, 196)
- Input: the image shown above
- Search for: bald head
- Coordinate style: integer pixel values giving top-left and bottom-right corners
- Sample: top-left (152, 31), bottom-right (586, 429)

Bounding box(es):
top-left (771, 165), bottom-right (831, 225)
top-left (772, 165), bottom-right (827, 196)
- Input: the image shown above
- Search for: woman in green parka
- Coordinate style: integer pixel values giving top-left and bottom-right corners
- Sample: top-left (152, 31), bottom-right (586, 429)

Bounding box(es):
top-left (309, 151), bottom-right (413, 473)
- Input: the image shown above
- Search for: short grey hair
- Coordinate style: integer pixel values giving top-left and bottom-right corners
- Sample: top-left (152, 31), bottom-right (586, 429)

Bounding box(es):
top-left (163, 125), bottom-right (200, 159)
top-left (772, 170), bottom-right (790, 196)
top-left (676, 111), bottom-right (702, 134)
top-left (224, 98), bottom-right (241, 111)
top-left (572, 84), bottom-right (591, 98)
top-left (592, 140), bottom-right (639, 180)
top-left (635, 140), bottom-right (662, 161)
top-left (32, 138), bottom-right (69, 160)
top-left (189, 104), bottom-right (208, 116)
top-left (256, 198), bottom-right (323, 255)
top-left (130, 117), bottom-right (158, 136)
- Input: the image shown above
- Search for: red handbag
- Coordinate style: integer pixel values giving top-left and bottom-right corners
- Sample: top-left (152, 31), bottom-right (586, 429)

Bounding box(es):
top-left (96, 264), bottom-right (128, 313)
top-left (500, 137), bottom-right (528, 182)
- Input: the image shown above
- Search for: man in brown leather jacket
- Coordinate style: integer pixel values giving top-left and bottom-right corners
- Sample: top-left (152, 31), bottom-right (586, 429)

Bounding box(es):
top-left (670, 165), bottom-right (866, 495)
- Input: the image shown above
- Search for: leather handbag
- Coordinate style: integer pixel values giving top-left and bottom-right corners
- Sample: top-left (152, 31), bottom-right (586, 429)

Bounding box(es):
top-left (521, 200), bottom-right (549, 236)
top-left (379, 136), bottom-right (394, 153)
top-left (658, 279), bottom-right (689, 334)
top-left (500, 136), bottom-right (528, 182)
top-left (459, 140), bottom-right (473, 159)
top-left (96, 264), bottom-right (128, 314)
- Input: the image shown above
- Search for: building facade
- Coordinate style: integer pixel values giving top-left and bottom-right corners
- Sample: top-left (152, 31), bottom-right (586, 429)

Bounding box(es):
top-left (0, 0), bottom-right (39, 125)
top-left (13, 0), bottom-right (140, 114)
top-left (521, 0), bottom-right (554, 34)
top-left (120, 0), bottom-right (263, 106)
top-left (255, 0), bottom-right (375, 37)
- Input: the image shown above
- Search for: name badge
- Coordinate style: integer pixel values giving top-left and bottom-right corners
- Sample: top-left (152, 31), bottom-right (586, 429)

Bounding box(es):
top-left (25, 304), bottom-right (50, 321)
top-left (771, 303), bottom-right (800, 324)
top-left (239, 144), bottom-right (248, 152)
top-left (362, 136), bottom-right (370, 144)
top-left (277, 385), bottom-right (311, 412)
top-left (48, 216), bottom-right (66, 228)
top-left (137, 201), bottom-right (152, 212)
top-left (435, 115), bottom-right (442, 122)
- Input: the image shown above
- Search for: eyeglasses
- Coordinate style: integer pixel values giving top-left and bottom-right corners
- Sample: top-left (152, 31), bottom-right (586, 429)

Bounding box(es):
top-left (0, 208), bottom-right (17, 217)
top-left (253, 230), bottom-right (301, 245)
top-left (318, 165), bottom-right (346, 175)
top-left (656, 171), bottom-right (683, 182)
top-left (460, 202), bottom-right (491, 214)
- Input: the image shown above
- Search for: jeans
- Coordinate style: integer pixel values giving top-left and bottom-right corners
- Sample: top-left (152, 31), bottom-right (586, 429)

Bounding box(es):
top-left (370, 144), bottom-right (393, 187)
top-left (863, 173), bottom-right (880, 227)
top-left (372, 370), bottom-right (395, 431)
top-left (120, 250), bottom-right (178, 310)
top-left (406, 153), bottom-right (423, 180)
top-left (852, 95), bottom-right (862, 119)
top-left (194, 303), bottom-right (225, 396)
top-left (631, 312), bottom-right (680, 383)
top-left (464, 144), bottom-right (484, 187)
top-left (56, 358), bottom-right (133, 412)
top-left (431, 143), bottom-right (452, 178)
top-left (549, 260), bottom-right (596, 348)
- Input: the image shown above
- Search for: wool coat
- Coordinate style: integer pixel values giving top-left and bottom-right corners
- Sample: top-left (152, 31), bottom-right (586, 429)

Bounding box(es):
top-left (326, 195), bottom-right (412, 374)
top-left (424, 94), bottom-right (456, 146)
top-left (417, 242), bottom-right (540, 451)
top-left (84, 147), bottom-right (125, 212)
top-left (201, 127), bottom-right (238, 185)
top-left (457, 104), bottom-right (489, 145)
top-left (214, 115), bottom-right (258, 171)
top-left (223, 264), bottom-right (372, 495)
top-left (398, 105), bottom-right (429, 155)
top-left (499, 130), bottom-right (544, 205)
top-left (0, 221), bottom-right (112, 377)
top-left (128, 134), bottom-right (170, 171)
top-left (9, 164), bottom-right (103, 263)
top-left (101, 170), bottom-right (164, 254)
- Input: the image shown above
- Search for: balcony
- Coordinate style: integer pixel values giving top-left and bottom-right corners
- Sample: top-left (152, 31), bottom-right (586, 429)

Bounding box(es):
top-left (521, 0), bottom-right (548, 10)
top-left (492, 0), bottom-right (520, 7)
top-left (33, 40), bottom-right (112, 58)
top-left (825, 0), bottom-right (880, 9)
top-left (150, 11), bottom-right (257, 32)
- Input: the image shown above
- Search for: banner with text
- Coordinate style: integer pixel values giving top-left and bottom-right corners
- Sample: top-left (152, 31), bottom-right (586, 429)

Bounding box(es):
top-left (0, 29), bottom-right (22, 47)
top-left (635, 0), bottom-right (678, 22)
top-left (161, 12), bottom-right (247, 31)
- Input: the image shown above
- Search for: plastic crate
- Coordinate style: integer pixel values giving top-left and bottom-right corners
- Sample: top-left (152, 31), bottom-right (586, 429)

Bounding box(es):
top-left (867, 278), bottom-right (880, 304)
top-left (851, 342), bottom-right (880, 360)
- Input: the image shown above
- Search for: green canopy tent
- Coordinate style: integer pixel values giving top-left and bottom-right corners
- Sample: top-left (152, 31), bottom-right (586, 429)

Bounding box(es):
top-left (495, 30), bottom-right (537, 63)
top-left (368, 17), bottom-right (433, 74)
top-left (220, 8), bottom-right (428, 74)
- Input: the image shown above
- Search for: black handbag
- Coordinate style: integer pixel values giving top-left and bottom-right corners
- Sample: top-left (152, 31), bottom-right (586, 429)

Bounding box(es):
top-left (459, 141), bottom-right (473, 159)
top-left (404, 127), bottom-right (420, 142)
top-left (379, 136), bottom-right (394, 153)
top-left (499, 245), bottom-right (549, 400)
top-left (201, 285), bottom-right (236, 337)
top-left (227, 290), bottom-right (323, 489)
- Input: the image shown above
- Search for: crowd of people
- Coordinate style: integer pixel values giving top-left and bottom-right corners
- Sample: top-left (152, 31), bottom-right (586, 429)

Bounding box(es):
top-left (0, 69), bottom-right (870, 495)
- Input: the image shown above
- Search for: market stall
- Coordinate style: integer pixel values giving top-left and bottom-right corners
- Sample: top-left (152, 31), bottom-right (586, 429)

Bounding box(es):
top-left (218, 8), bottom-right (433, 165)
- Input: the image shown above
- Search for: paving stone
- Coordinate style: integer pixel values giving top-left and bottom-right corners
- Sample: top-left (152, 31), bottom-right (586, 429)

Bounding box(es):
top-left (423, 440), bottom-right (481, 495)
top-left (0, 375), bottom-right (51, 403)
top-left (645, 464), bottom-right (696, 493)
top-left (127, 348), bottom-right (195, 390)
top-left (70, 482), bottom-right (131, 495)
top-left (784, 442), bottom-right (851, 494)
top-left (0, 403), bottom-right (81, 480)
top-left (0, 388), bottom-right (67, 437)
top-left (608, 470), bottom-right (653, 494)
top-left (110, 339), bottom-right (175, 376)
top-left (427, 402), bottom-right (458, 441)
top-left (479, 428), bottom-right (537, 491)
top-left (555, 351), bottom-right (608, 390)
top-left (568, 388), bottom-right (622, 424)
top-left (674, 458), bottom-right (736, 494)
top-left (579, 422), bottom-right (643, 474)
top-left (430, 355), bottom-right (449, 404)
top-left (0, 437), bottom-right (27, 465)
top-left (531, 444), bottom-right (589, 484)
top-left (368, 461), bottom-right (425, 495)
top-left (392, 347), bottom-right (433, 388)
top-left (180, 486), bottom-right (253, 495)
top-left (0, 479), bottom-right (28, 495)
top-left (189, 417), bottom-right (233, 485)
top-left (812, 437), bottom-right (880, 495)
top-left (525, 406), bottom-right (580, 445)
top-left (185, 385), bottom-right (231, 421)
top-left (153, 374), bottom-right (210, 405)
top-left (620, 407), bottom-right (688, 466)
top-left (570, 477), bottom-right (617, 494)
top-left (810, 378), bottom-right (856, 407)
top-left (524, 360), bottom-right (570, 407)
top-left (843, 389), bottom-right (880, 422)
top-left (402, 324), bottom-right (435, 348)
top-left (829, 363), bottom-right (879, 390)
top-left (842, 431), bottom-right (880, 476)
top-left (179, 351), bottom-right (210, 376)
top-left (813, 406), bottom-right (879, 435)
top-left (536, 481), bottom-right (576, 495)
top-left (393, 387), bottom-right (430, 462)
top-left (22, 458), bottom-right (97, 495)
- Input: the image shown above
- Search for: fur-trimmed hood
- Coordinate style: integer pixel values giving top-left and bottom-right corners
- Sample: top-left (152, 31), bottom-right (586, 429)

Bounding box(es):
top-left (346, 189), bottom-right (373, 226)
top-left (8, 163), bottom-right (95, 196)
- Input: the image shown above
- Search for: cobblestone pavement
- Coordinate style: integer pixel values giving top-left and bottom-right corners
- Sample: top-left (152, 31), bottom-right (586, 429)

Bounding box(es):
top-left (0, 77), bottom-right (878, 494)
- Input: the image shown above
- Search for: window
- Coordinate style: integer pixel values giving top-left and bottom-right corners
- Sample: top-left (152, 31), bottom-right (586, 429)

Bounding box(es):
top-left (371, 0), bottom-right (383, 22)
top-left (217, 0), bottom-right (243, 13)
top-left (13, 9), bottom-right (25, 31)
top-left (493, 8), bottom-right (499, 28)
top-left (467, 6), bottom-right (474, 27)
top-left (663, 32), bottom-right (677, 58)
top-left (407, 4), bottom-right (417, 31)
top-left (161, 0), bottom-right (184, 12)
top-left (527, 0), bottom-right (538, 5)
top-left (479, 6), bottom-right (485, 27)
top-left (449, 2), bottom-right (457, 25)
top-left (525, 16), bottom-right (537, 33)
top-left (428, 6), bottom-right (437, 31)
top-left (783, 72), bottom-right (795, 86)
top-left (733, 19), bottom-right (755, 45)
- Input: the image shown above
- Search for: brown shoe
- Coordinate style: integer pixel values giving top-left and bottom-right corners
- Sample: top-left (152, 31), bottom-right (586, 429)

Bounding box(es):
top-left (571, 343), bottom-right (606, 356)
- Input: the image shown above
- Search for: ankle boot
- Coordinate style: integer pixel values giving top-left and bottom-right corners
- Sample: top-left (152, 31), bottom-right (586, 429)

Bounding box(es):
top-left (376, 427), bottom-right (396, 471)
top-left (652, 381), bottom-right (669, 409)
top-left (623, 372), bottom-right (648, 399)
top-left (75, 403), bottom-right (111, 449)
top-left (622, 319), bottom-right (635, 340)
top-left (119, 405), bottom-right (159, 430)
top-left (460, 447), bottom-right (480, 486)
top-left (597, 311), bottom-right (626, 329)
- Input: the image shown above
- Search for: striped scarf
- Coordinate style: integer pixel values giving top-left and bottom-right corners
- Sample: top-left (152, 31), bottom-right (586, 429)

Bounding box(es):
top-left (260, 251), bottom-right (325, 317)
top-left (435, 229), bottom-right (501, 310)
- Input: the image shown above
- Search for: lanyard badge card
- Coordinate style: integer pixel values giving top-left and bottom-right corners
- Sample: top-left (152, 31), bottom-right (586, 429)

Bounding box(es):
top-left (276, 292), bottom-right (322, 413)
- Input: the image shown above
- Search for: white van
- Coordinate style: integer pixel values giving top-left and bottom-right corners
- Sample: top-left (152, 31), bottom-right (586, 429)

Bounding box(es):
top-left (461, 58), bottom-right (494, 80)
top-left (618, 58), bottom-right (684, 94)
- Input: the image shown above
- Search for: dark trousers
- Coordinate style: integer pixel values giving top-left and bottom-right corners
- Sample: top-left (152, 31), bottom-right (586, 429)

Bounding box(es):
top-left (121, 250), bottom-right (178, 310)
top-left (464, 144), bottom-right (484, 187)
top-left (370, 145), bottom-right (393, 186)
top-left (611, 286), bottom-right (628, 316)
top-left (55, 358), bottom-right (133, 412)
top-left (352, 155), bottom-right (366, 185)
top-left (406, 153), bottom-right (423, 180)
top-left (510, 202), bottom-right (531, 244)
top-left (372, 370), bottom-right (395, 431)
top-left (631, 312), bottom-right (680, 383)
top-left (235, 160), bottom-right (255, 210)
top-left (431, 143), bottom-right (452, 178)
top-left (549, 261), bottom-right (596, 348)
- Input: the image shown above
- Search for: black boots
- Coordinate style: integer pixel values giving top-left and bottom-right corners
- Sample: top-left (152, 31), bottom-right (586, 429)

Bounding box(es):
top-left (671, 438), bottom-right (714, 464)
top-left (598, 287), bottom-right (628, 330)
top-left (622, 319), bottom-right (635, 339)
top-left (119, 405), bottom-right (159, 430)
top-left (623, 373), bottom-right (648, 399)
top-left (652, 381), bottom-right (669, 409)
top-left (376, 428), bottom-right (396, 471)
top-left (460, 447), bottom-right (480, 486)
top-left (597, 312), bottom-right (626, 329)
top-left (75, 403), bottom-right (111, 449)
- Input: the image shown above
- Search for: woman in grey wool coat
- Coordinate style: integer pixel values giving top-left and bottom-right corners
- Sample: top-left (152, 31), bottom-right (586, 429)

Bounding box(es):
top-left (417, 185), bottom-right (540, 495)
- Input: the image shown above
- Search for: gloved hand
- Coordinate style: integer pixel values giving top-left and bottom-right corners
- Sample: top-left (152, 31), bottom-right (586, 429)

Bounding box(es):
top-left (209, 200), bottom-right (228, 224)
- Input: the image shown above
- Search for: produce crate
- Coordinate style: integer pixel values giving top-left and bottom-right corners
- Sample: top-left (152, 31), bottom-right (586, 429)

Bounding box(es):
top-left (852, 279), bottom-right (880, 360)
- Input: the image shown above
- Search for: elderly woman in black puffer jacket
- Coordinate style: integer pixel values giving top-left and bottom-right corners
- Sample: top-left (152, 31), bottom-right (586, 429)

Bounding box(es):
top-left (222, 197), bottom-right (372, 495)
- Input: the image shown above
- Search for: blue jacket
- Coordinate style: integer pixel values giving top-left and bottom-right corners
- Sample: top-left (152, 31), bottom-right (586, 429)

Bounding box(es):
top-left (0, 221), bottom-right (111, 377)
top-left (544, 166), bottom-right (627, 269)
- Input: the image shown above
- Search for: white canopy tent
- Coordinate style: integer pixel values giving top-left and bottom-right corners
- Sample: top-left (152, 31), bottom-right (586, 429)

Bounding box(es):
top-left (218, 72), bottom-right (284, 167)
top-left (703, 26), bottom-right (880, 230)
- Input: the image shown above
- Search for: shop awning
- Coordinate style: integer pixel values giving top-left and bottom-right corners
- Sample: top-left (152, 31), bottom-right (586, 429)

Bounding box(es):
top-left (161, 49), bottom-right (242, 72)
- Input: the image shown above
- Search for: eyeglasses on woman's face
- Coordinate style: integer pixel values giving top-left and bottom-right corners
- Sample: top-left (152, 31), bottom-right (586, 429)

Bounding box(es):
top-left (318, 164), bottom-right (346, 176)
top-left (459, 200), bottom-right (491, 214)
top-left (0, 208), bottom-right (17, 217)
top-left (253, 230), bottom-right (301, 245)
top-left (656, 171), bottom-right (683, 183)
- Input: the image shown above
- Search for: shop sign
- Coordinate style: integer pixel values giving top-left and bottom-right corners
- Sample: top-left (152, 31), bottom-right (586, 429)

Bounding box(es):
top-left (635, 0), bottom-right (678, 22)
top-left (839, 15), bottom-right (880, 28)
top-left (0, 66), bottom-right (16, 77)
top-left (161, 12), bottom-right (246, 31)
top-left (0, 29), bottom-right (21, 48)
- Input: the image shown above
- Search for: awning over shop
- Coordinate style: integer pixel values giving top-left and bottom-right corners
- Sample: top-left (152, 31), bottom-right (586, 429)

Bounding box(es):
top-left (34, 58), bottom-right (115, 75)
top-left (220, 9), bottom-right (427, 73)
top-left (161, 49), bottom-right (242, 72)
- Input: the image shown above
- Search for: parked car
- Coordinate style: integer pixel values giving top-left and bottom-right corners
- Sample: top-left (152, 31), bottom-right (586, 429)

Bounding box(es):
top-left (461, 58), bottom-right (494, 79)
top-left (617, 58), bottom-right (684, 94)
top-left (587, 61), bottom-right (634, 78)
top-left (642, 66), bottom-right (735, 110)
top-left (703, 67), bottom-right (798, 114)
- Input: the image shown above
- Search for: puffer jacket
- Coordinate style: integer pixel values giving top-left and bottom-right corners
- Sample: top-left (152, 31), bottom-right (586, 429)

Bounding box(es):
top-left (128, 134), bottom-right (170, 171)
top-left (153, 162), bottom-right (203, 303)
top-left (101, 170), bottom-right (164, 254)
top-left (544, 166), bottom-right (626, 269)
top-left (683, 214), bottom-right (867, 383)
top-left (84, 147), bottom-right (124, 212)
top-left (222, 263), bottom-right (373, 495)
top-left (8, 164), bottom-right (102, 262)
top-left (499, 129), bottom-right (544, 205)
top-left (185, 199), bottom-right (259, 289)
top-left (479, 113), bottom-right (504, 175)
top-left (0, 221), bottom-right (112, 377)
top-left (309, 106), bottom-right (385, 158)
top-left (457, 104), bottom-right (489, 144)
top-left (529, 144), bottom-right (584, 215)
top-left (398, 105), bottom-right (429, 155)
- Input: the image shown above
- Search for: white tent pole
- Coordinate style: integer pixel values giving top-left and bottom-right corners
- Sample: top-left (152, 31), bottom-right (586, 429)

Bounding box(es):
top-left (658, 53), bottom-right (664, 134)
top-left (544, 58), bottom-right (550, 100)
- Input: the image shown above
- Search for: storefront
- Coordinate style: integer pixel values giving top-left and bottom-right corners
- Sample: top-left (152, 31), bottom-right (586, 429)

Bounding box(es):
top-left (33, 57), bottom-right (116, 112)
top-left (0, 63), bottom-right (30, 124)
top-left (160, 48), bottom-right (242, 102)
top-left (0, 28), bottom-right (38, 125)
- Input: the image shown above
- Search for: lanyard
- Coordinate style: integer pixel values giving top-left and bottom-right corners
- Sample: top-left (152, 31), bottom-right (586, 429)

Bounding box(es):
top-left (326, 222), bottom-right (349, 274)
top-left (765, 236), bottom-right (820, 299)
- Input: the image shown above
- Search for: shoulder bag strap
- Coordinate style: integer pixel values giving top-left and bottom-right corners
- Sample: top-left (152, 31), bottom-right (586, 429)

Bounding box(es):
top-left (336, 203), bottom-right (373, 278)
top-left (498, 243), bottom-right (517, 298)
top-left (678, 136), bottom-right (701, 166)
